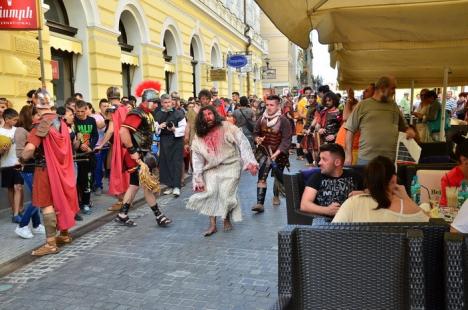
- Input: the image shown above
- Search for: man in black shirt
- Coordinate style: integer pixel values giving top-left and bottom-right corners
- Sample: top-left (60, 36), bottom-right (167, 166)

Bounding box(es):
top-left (74, 100), bottom-right (98, 215)
top-left (300, 143), bottom-right (363, 225)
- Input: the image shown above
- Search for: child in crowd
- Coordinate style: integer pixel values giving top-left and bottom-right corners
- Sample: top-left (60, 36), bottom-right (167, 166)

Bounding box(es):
top-left (0, 98), bottom-right (8, 128)
top-left (0, 108), bottom-right (24, 223)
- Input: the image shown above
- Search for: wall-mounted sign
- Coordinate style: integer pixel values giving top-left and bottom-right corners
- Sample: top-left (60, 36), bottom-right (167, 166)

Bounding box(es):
top-left (210, 69), bottom-right (226, 81)
top-left (262, 68), bottom-right (276, 80)
top-left (227, 54), bottom-right (248, 68)
top-left (0, 0), bottom-right (41, 30)
top-left (51, 59), bottom-right (59, 80)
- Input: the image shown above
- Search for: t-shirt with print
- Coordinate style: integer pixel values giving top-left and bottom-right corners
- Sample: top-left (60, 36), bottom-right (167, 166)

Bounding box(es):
top-left (0, 127), bottom-right (18, 167)
top-left (74, 116), bottom-right (98, 153)
top-left (306, 169), bottom-right (363, 208)
top-left (345, 98), bottom-right (407, 161)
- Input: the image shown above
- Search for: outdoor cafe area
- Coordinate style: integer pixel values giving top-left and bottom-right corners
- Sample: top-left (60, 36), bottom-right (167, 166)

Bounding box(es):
top-left (252, 1), bottom-right (468, 308)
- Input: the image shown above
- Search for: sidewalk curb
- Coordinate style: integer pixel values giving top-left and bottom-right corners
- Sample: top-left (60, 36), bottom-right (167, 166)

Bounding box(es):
top-left (0, 196), bottom-right (147, 278)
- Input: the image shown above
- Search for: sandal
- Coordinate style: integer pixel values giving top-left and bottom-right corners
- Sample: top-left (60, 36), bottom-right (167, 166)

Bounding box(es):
top-left (32, 243), bottom-right (59, 256)
top-left (56, 234), bottom-right (73, 246)
top-left (114, 215), bottom-right (137, 227)
top-left (155, 213), bottom-right (172, 227)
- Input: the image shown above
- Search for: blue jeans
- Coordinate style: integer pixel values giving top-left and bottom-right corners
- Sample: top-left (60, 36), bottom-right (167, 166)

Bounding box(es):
top-left (19, 172), bottom-right (41, 228)
top-left (93, 148), bottom-right (108, 189)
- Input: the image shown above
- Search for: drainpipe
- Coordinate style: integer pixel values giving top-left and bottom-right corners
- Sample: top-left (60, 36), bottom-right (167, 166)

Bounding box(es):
top-left (244, 0), bottom-right (251, 95)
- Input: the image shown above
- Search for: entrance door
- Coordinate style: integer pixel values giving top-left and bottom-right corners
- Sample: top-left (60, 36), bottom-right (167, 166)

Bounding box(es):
top-left (122, 63), bottom-right (131, 97)
top-left (51, 49), bottom-right (73, 106)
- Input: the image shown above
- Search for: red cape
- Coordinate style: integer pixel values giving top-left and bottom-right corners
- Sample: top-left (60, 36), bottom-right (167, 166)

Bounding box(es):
top-left (109, 105), bottom-right (130, 196)
top-left (42, 120), bottom-right (79, 230)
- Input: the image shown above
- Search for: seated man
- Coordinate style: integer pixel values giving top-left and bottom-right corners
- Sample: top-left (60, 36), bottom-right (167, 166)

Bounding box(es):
top-left (300, 143), bottom-right (363, 225)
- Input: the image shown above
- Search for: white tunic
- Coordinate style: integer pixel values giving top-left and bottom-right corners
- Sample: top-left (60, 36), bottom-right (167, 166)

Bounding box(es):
top-left (186, 122), bottom-right (257, 221)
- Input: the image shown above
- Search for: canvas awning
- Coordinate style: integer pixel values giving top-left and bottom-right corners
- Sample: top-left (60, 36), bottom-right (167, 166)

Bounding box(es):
top-left (255, 0), bottom-right (468, 48)
top-left (255, 0), bottom-right (468, 89)
top-left (330, 40), bottom-right (468, 88)
top-left (121, 52), bottom-right (139, 66)
top-left (49, 33), bottom-right (82, 54)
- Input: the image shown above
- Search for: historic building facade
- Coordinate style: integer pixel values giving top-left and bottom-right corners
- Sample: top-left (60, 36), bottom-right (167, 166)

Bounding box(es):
top-left (0, 0), bottom-right (266, 109)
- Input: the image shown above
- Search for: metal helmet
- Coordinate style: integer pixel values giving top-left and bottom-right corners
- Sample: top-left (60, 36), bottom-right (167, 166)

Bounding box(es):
top-left (106, 86), bottom-right (121, 100)
top-left (142, 89), bottom-right (160, 103)
top-left (34, 88), bottom-right (54, 109)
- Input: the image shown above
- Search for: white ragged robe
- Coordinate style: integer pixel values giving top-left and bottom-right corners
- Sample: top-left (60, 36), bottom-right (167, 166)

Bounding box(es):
top-left (186, 122), bottom-right (257, 221)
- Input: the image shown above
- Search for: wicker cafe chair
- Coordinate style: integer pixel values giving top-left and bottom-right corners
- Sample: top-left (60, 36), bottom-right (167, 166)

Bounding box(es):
top-left (444, 233), bottom-right (468, 310)
top-left (313, 220), bottom-right (449, 310)
top-left (273, 226), bottom-right (426, 310)
top-left (283, 173), bottom-right (314, 225)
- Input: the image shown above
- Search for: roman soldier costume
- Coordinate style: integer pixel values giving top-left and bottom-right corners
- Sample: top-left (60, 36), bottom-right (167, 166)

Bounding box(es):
top-left (115, 80), bottom-right (172, 227)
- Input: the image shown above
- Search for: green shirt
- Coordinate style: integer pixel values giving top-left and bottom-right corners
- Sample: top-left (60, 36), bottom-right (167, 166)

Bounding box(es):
top-left (398, 97), bottom-right (410, 115)
top-left (345, 98), bottom-right (407, 161)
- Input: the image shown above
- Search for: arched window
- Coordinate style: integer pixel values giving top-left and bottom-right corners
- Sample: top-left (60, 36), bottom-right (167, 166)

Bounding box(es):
top-left (44, 0), bottom-right (77, 36)
top-left (118, 20), bottom-right (133, 52)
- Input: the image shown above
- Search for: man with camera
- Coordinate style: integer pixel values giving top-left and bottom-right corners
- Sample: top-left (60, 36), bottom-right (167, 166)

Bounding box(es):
top-left (154, 94), bottom-right (187, 197)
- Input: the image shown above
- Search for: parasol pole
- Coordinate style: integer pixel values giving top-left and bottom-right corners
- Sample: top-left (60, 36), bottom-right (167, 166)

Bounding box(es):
top-left (409, 80), bottom-right (414, 125)
top-left (439, 67), bottom-right (449, 142)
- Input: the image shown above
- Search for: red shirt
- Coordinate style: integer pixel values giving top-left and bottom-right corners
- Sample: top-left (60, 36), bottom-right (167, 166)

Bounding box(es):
top-left (440, 166), bottom-right (465, 206)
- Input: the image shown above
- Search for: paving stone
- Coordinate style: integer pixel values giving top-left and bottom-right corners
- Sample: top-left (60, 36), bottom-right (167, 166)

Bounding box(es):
top-left (0, 158), bottom-right (308, 309)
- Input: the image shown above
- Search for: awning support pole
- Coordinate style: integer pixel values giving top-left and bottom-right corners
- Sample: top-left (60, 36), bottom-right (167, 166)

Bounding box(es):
top-left (410, 80), bottom-right (415, 125)
top-left (439, 67), bottom-right (449, 142)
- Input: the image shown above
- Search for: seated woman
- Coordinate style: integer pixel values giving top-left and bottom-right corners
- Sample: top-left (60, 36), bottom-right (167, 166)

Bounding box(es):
top-left (440, 132), bottom-right (468, 206)
top-left (333, 156), bottom-right (428, 223)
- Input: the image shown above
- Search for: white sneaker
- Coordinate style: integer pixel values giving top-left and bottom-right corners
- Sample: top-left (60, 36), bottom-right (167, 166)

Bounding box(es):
top-left (173, 187), bottom-right (180, 197)
top-left (32, 224), bottom-right (46, 234)
top-left (163, 188), bottom-right (173, 195)
top-left (15, 225), bottom-right (34, 239)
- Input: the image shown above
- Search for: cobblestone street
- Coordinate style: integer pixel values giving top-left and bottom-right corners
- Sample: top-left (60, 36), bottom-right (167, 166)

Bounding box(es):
top-left (0, 159), bottom-right (301, 310)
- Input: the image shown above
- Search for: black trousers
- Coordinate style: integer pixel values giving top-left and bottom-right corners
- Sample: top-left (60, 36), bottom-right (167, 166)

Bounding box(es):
top-left (76, 155), bottom-right (95, 206)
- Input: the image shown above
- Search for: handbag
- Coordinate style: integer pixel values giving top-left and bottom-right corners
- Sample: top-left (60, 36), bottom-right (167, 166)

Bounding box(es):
top-left (239, 108), bottom-right (254, 132)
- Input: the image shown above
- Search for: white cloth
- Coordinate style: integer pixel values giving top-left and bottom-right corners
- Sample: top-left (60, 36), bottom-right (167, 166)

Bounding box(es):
top-left (186, 122), bottom-right (257, 221)
top-left (333, 194), bottom-right (429, 223)
top-left (452, 200), bottom-right (468, 233)
top-left (0, 127), bottom-right (18, 167)
top-left (261, 110), bottom-right (282, 127)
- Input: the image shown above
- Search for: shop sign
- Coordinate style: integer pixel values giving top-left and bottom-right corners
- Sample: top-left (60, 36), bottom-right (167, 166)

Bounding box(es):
top-left (51, 59), bottom-right (59, 80)
top-left (0, 0), bottom-right (41, 30)
top-left (210, 69), bottom-right (226, 81)
top-left (227, 54), bottom-right (248, 68)
top-left (262, 68), bottom-right (276, 80)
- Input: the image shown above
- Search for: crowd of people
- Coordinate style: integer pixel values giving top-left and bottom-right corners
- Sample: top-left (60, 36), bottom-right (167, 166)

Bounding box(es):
top-left (1, 74), bottom-right (467, 254)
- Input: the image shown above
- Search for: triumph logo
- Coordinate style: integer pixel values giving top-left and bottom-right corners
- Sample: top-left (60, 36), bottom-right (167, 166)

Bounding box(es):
top-left (0, 5), bottom-right (33, 21)
top-left (0, 0), bottom-right (39, 29)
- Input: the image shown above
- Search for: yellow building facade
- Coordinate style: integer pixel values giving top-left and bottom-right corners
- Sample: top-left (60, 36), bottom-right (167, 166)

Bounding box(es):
top-left (0, 0), bottom-right (266, 110)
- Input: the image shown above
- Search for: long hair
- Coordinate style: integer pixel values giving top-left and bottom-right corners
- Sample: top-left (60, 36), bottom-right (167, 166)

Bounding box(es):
top-left (17, 105), bottom-right (33, 131)
top-left (364, 156), bottom-right (395, 209)
top-left (195, 105), bottom-right (223, 137)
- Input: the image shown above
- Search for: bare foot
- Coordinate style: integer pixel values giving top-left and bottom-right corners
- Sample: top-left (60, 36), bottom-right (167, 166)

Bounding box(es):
top-left (203, 226), bottom-right (217, 237)
top-left (223, 219), bottom-right (233, 232)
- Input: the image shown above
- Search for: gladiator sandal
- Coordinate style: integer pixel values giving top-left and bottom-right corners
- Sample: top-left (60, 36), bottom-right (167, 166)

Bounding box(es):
top-left (56, 231), bottom-right (73, 246)
top-left (151, 204), bottom-right (172, 227)
top-left (114, 203), bottom-right (137, 226)
top-left (32, 239), bottom-right (59, 256)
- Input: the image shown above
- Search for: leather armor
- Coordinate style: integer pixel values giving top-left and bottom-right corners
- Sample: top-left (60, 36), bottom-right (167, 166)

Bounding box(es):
top-left (127, 108), bottom-right (154, 152)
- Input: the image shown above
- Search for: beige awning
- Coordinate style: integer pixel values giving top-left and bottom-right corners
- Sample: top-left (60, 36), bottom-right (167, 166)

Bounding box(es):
top-left (121, 53), bottom-right (139, 66)
top-left (49, 34), bottom-right (82, 54)
top-left (255, 0), bottom-right (468, 88)
top-left (164, 63), bottom-right (175, 73)
top-left (256, 0), bottom-right (468, 48)
top-left (330, 40), bottom-right (468, 88)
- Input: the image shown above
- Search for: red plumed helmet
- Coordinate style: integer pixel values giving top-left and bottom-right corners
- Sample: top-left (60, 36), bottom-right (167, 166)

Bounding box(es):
top-left (135, 80), bottom-right (161, 98)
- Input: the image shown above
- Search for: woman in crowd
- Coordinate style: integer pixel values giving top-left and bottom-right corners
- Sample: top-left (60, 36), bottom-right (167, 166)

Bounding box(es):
top-left (333, 156), bottom-right (428, 222)
top-left (412, 89), bottom-right (440, 142)
top-left (440, 132), bottom-right (468, 206)
top-left (14, 106), bottom-right (45, 238)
